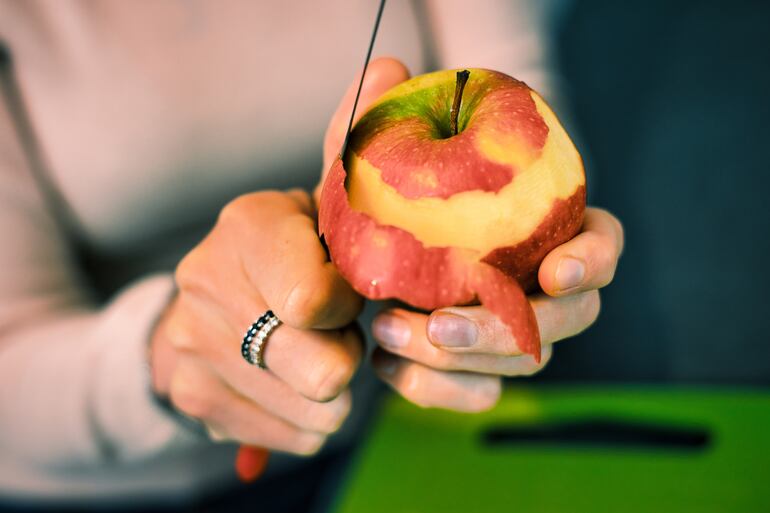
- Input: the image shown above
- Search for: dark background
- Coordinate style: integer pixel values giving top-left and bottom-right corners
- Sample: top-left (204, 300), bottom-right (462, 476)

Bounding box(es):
top-left (539, 0), bottom-right (770, 385)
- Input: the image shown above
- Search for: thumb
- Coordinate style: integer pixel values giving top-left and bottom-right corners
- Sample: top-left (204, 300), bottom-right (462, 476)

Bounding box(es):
top-left (317, 57), bottom-right (411, 200)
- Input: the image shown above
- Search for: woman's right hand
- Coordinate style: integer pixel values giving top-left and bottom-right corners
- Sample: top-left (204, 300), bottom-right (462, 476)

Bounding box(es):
top-left (149, 189), bottom-right (364, 455)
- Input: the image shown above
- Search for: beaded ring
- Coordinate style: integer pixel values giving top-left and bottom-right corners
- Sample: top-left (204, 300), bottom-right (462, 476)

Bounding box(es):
top-left (240, 310), bottom-right (281, 369)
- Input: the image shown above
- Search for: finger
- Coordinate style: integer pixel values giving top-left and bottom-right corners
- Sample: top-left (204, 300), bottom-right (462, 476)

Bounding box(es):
top-left (421, 290), bottom-right (601, 355)
top-left (372, 308), bottom-right (551, 376)
top-left (371, 349), bottom-right (501, 413)
top-left (168, 293), bottom-right (363, 405)
top-left (218, 191), bottom-right (363, 329)
top-left (262, 324), bottom-right (363, 403)
top-left (225, 330), bottom-right (354, 434)
top-left (233, 374), bottom-right (353, 436)
top-left (316, 57), bottom-right (411, 201)
top-left (168, 356), bottom-right (326, 456)
top-left (286, 187), bottom-right (315, 217)
top-left (538, 207), bottom-right (625, 296)
top-left (323, 57), bottom-right (411, 168)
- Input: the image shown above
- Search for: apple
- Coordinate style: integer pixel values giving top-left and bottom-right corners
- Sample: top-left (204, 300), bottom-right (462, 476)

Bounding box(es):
top-left (319, 69), bottom-right (585, 361)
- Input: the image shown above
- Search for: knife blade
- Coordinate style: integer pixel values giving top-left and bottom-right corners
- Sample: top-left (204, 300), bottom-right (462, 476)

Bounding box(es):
top-left (235, 0), bottom-right (387, 483)
top-left (340, 0), bottom-right (387, 159)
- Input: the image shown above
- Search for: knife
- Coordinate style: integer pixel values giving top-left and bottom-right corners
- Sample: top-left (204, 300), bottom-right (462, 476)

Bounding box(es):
top-left (235, 0), bottom-right (387, 483)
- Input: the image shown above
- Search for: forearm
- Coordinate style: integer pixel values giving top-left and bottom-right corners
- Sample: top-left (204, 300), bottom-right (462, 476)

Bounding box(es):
top-left (0, 274), bottom-right (204, 469)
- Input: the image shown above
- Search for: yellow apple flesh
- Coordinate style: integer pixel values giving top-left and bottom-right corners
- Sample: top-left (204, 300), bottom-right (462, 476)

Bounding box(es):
top-left (319, 69), bottom-right (585, 360)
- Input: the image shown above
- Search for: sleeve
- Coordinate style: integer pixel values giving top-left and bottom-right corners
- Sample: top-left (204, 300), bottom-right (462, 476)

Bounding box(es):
top-left (425, 1), bottom-right (578, 115)
top-left (0, 60), bottom-right (203, 470)
top-left (424, 0), bottom-right (590, 191)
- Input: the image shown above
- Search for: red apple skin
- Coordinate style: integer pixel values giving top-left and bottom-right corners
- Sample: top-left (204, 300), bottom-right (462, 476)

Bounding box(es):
top-left (349, 70), bottom-right (549, 199)
top-left (319, 69), bottom-right (586, 361)
top-left (320, 156), bottom-right (584, 360)
top-left (319, 157), bottom-right (476, 310)
top-left (481, 186), bottom-right (586, 292)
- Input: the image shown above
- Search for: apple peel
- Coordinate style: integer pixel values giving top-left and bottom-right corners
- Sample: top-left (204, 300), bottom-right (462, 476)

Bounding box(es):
top-left (320, 156), bottom-right (543, 360)
top-left (320, 157), bottom-right (476, 309)
top-left (473, 263), bottom-right (541, 361)
top-left (319, 68), bottom-right (586, 362)
top-left (481, 186), bottom-right (586, 292)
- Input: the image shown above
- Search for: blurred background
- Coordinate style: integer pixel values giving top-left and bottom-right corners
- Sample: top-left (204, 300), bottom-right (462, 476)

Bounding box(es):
top-left (541, 0), bottom-right (770, 385)
top-left (1, 1), bottom-right (769, 512)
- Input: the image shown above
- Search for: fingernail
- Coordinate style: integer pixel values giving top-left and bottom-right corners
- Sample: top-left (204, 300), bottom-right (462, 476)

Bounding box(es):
top-left (555, 257), bottom-right (585, 292)
top-left (372, 314), bottom-right (410, 349)
top-left (427, 312), bottom-right (478, 348)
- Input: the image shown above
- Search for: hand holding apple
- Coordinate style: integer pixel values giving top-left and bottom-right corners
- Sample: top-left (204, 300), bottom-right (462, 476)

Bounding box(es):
top-left (368, 205), bottom-right (622, 412)
top-left (319, 58), bottom-right (623, 412)
top-left (150, 189), bottom-right (364, 468)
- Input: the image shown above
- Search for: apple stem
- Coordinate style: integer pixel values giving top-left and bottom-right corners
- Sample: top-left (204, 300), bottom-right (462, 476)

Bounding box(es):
top-left (449, 70), bottom-right (470, 136)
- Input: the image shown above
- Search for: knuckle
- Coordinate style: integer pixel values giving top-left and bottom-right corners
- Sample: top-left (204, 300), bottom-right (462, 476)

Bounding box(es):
top-left (313, 394), bottom-right (352, 434)
top-left (312, 415), bottom-right (343, 437)
top-left (436, 353), bottom-right (459, 371)
top-left (205, 425), bottom-right (231, 443)
top-left (610, 215), bottom-right (625, 255)
top-left (162, 297), bottom-right (207, 354)
top-left (410, 397), bottom-right (432, 410)
top-left (467, 378), bottom-right (502, 412)
top-left (582, 290), bottom-right (602, 329)
top-left (407, 394), bottom-right (432, 410)
top-left (501, 344), bottom-right (553, 377)
top-left (585, 229), bottom-right (610, 255)
top-left (292, 433), bottom-right (327, 457)
top-left (598, 250), bottom-right (619, 288)
top-left (540, 344), bottom-right (554, 366)
top-left (502, 336), bottom-right (524, 357)
top-left (287, 188), bottom-right (312, 211)
top-left (279, 271), bottom-right (332, 328)
top-left (483, 318), bottom-right (522, 356)
top-left (521, 358), bottom-right (548, 377)
top-left (169, 366), bottom-right (213, 420)
top-left (175, 226), bottom-right (230, 293)
top-left (165, 316), bottom-right (198, 353)
top-left (305, 354), bottom-right (355, 402)
top-left (282, 212), bottom-right (317, 234)
top-left (421, 343), bottom-right (456, 370)
top-left (175, 250), bottom-right (205, 289)
top-left (582, 236), bottom-right (616, 289)
top-left (401, 367), bottom-right (431, 408)
top-left (218, 191), bottom-right (282, 227)
top-left (217, 196), bottom-right (247, 227)
top-left (219, 194), bottom-right (255, 225)
top-left (566, 291), bottom-right (601, 339)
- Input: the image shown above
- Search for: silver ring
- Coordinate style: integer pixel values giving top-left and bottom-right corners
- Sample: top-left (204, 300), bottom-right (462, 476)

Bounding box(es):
top-left (240, 310), bottom-right (281, 369)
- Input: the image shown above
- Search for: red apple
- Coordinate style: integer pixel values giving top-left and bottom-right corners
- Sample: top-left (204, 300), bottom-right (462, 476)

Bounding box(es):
top-left (319, 69), bottom-right (585, 361)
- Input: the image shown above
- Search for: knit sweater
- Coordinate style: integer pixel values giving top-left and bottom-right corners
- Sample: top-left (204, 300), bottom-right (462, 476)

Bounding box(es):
top-left (0, 0), bottom-right (560, 503)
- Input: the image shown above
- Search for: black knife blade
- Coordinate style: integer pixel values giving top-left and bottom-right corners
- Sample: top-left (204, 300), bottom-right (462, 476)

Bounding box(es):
top-left (339, 0), bottom-right (387, 159)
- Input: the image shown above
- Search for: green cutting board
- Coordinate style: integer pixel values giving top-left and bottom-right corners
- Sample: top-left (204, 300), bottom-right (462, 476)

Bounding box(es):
top-left (332, 386), bottom-right (770, 513)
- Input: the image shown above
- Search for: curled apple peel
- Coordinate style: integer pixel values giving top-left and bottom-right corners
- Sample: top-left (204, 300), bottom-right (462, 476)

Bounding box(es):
top-left (319, 69), bottom-right (585, 361)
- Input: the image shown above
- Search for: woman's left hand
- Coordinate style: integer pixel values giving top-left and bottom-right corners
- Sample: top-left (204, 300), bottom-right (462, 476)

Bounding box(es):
top-left (371, 207), bottom-right (624, 412)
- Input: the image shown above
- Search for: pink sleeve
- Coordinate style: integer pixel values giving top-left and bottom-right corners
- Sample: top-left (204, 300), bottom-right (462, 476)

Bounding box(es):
top-left (0, 69), bottom-right (202, 470)
top-left (425, 0), bottom-right (572, 114)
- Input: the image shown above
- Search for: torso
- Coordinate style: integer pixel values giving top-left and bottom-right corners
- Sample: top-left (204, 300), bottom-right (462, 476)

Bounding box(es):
top-left (1, 0), bottom-right (427, 260)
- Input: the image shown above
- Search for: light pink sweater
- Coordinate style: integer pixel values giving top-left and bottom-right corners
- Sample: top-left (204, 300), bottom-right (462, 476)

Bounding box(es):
top-left (0, 0), bottom-right (561, 503)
